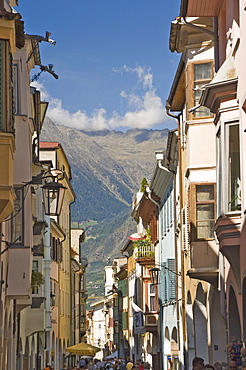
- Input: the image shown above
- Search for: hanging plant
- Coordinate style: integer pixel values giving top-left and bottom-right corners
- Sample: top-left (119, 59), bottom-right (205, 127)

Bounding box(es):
top-left (31, 271), bottom-right (45, 288)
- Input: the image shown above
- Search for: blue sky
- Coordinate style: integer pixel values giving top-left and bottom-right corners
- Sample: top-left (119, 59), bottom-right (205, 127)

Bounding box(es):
top-left (17, 1), bottom-right (181, 131)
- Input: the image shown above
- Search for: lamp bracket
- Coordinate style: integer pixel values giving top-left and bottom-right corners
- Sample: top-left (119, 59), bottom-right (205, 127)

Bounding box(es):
top-left (16, 169), bottom-right (64, 189)
top-left (31, 64), bottom-right (59, 83)
top-left (153, 263), bottom-right (181, 276)
top-left (1, 236), bottom-right (22, 255)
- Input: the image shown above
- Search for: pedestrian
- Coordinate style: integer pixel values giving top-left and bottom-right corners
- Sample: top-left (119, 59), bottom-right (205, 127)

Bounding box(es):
top-left (126, 360), bottom-right (133, 370)
top-left (229, 361), bottom-right (238, 370)
top-left (96, 359), bottom-right (103, 369)
top-left (80, 358), bottom-right (87, 368)
top-left (205, 365), bottom-right (214, 370)
top-left (87, 359), bottom-right (93, 369)
top-left (113, 360), bottom-right (120, 370)
top-left (92, 360), bottom-right (98, 370)
top-left (119, 360), bottom-right (126, 370)
top-left (135, 360), bottom-right (144, 370)
top-left (143, 362), bottom-right (150, 370)
top-left (214, 362), bottom-right (222, 370)
top-left (192, 357), bottom-right (205, 370)
top-left (105, 360), bottom-right (112, 369)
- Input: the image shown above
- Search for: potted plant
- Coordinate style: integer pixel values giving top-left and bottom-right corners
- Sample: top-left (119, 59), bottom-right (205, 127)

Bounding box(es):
top-left (31, 271), bottom-right (45, 289)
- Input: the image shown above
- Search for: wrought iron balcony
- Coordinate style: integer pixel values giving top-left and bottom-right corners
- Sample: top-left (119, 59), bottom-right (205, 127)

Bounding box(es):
top-left (135, 240), bottom-right (155, 266)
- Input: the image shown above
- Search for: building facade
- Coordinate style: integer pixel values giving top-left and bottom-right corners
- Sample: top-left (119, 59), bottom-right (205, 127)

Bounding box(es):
top-left (0, 2), bottom-right (60, 370)
top-left (167, 9), bottom-right (227, 369)
top-left (39, 142), bottom-right (76, 368)
top-left (165, 0), bottom-right (246, 368)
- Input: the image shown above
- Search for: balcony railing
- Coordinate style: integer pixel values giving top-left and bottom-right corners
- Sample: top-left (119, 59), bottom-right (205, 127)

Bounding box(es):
top-left (135, 241), bottom-right (155, 266)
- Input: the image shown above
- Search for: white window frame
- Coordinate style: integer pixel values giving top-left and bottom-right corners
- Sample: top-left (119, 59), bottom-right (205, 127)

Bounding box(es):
top-left (216, 119), bottom-right (241, 215)
top-left (148, 283), bottom-right (157, 312)
top-left (32, 257), bottom-right (44, 297)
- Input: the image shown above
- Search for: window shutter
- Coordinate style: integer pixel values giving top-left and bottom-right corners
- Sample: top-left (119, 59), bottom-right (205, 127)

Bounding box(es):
top-left (122, 311), bottom-right (128, 329)
top-left (182, 206), bottom-right (189, 251)
top-left (9, 50), bottom-right (14, 131)
top-left (163, 261), bottom-right (167, 303)
top-left (170, 190), bottom-right (173, 226)
top-left (0, 40), bottom-right (5, 129)
top-left (0, 40), bottom-right (14, 132)
top-left (167, 258), bottom-right (176, 301)
top-left (32, 189), bottom-right (37, 219)
top-left (160, 208), bottom-right (163, 237)
top-left (118, 279), bottom-right (128, 297)
top-left (0, 261), bottom-right (3, 296)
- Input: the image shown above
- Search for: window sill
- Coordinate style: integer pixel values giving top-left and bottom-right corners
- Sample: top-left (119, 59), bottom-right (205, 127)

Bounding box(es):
top-left (194, 238), bottom-right (214, 242)
top-left (225, 210), bottom-right (241, 218)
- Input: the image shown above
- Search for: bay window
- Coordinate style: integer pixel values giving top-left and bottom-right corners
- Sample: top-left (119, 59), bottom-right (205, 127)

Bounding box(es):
top-left (227, 123), bottom-right (241, 211)
top-left (190, 183), bottom-right (216, 240)
top-left (188, 60), bottom-right (213, 119)
top-left (0, 40), bottom-right (14, 131)
top-left (216, 121), bottom-right (241, 214)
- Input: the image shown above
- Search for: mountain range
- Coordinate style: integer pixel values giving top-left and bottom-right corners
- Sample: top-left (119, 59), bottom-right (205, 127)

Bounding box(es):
top-left (41, 118), bottom-right (169, 301)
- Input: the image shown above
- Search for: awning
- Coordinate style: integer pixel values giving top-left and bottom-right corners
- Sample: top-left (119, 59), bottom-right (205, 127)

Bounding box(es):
top-left (128, 233), bottom-right (145, 241)
top-left (132, 301), bottom-right (143, 312)
top-left (66, 342), bottom-right (100, 356)
top-left (106, 350), bottom-right (118, 359)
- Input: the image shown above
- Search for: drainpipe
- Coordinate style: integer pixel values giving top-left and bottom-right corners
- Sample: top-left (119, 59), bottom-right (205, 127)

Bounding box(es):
top-left (182, 16), bottom-right (219, 72)
top-left (166, 102), bottom-right (185, 366)
top-left (157, 159), bottom-right (172, 174)
top-left (166, 101), bottom-right (180, 121)
top-left (145, 186), bottom-right (160, 209)
top-left (44, 214), bottom-right (51, 366)
top-left (213, 17), bottom-right (219, 72)
top-left (69, 198), bottom-right (75, 352)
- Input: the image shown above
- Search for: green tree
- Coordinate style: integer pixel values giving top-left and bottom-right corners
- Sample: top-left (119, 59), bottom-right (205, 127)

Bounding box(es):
top-left (140, 177), bottom-right (149, 192)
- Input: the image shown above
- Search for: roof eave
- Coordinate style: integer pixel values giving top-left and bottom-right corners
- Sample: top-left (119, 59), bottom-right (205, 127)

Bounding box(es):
top-left (167, 56), bottom-right (185, 111)
top-left (180, 0), bottom-right (188, 17)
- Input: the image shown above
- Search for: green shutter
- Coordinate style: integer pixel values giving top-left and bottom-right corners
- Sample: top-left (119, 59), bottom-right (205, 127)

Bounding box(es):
top-left (0, 40), bottom-right (5, 130)
top-left (118, 279), bottom-right (128, 297)
top-left (9, 50), bottom-right (14, 131)
top-left (122, 311), bottom-right (128, 330)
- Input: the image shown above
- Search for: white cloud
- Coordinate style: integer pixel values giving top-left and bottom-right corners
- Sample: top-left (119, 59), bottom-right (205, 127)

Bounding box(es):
top-left (32, 65), bottom-right (169, 131)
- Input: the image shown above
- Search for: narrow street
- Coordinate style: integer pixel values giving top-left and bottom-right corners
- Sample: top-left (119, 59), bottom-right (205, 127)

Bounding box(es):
top-left (0, 1), bottom-right (245, 370)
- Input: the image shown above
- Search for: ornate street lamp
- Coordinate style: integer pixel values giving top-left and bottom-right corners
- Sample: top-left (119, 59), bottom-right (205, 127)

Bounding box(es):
top-left (149, 267), bottom-right (160, 285)
top-left (15, 169), bottom-right (67, 217)
top-left (50, 292), bottom-right (56, 306)
top-left (42, 180), bottom-right (66, 216)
